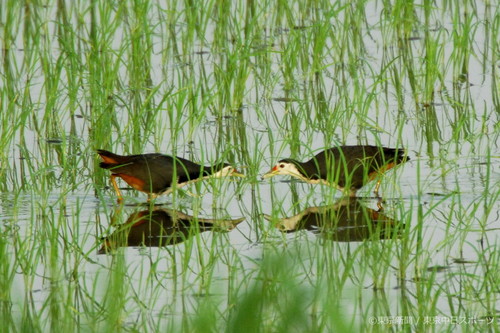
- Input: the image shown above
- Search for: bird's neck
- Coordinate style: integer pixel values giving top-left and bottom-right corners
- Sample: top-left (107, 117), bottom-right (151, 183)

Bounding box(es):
top-left (201, 163), bottom-right (226, 179)
top-left (287, 160), bottom-right (312, 180)
top-left (288, 160), bottom-right (332, 186)
top-left (202, 163), bottom-right (226, 177)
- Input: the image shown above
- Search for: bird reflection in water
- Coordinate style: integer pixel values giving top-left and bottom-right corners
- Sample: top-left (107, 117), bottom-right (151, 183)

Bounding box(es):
top-left (99, 208), bottom-right (245, 253)
top-left (264, 198), bottom-right (405, 242)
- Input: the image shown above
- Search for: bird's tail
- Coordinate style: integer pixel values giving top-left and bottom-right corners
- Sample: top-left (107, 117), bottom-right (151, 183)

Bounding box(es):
top-left (384, 148), bottom-right (410, 164)
top-left (97, 149), bottom-right (126, 169)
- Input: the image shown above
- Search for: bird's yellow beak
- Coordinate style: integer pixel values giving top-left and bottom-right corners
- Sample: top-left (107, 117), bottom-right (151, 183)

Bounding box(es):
top-left (261, 166), bottom-right (279, 180)
top-left (230, 169), bottom-right (246, 178)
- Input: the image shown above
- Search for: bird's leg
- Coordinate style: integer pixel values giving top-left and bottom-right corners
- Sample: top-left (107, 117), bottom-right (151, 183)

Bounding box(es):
top-left (377, 196), bottom-right (384, 211)
top-left (110, 174), bottom-right (123, 203)
top-left (373, 179), bottom-right (385, 210)
top-left (373, 179), bottom-right (382, 198)
top-left (372, 178), bottom-right (386, 210)
top-left (110, 201), bottom-right (124, 225)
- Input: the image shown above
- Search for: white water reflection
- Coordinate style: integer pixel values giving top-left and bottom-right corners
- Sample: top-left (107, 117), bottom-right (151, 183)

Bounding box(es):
top-left (1, 0), bottom-right (499, 330)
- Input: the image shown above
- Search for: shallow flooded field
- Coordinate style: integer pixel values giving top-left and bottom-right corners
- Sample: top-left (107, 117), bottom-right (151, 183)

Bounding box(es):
top-left (1, 0), bottom-right (499, 331)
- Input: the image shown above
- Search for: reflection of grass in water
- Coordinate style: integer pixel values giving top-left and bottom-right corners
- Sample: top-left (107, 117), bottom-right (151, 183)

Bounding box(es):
top-left (0, 0), bottom-right (498, 331)
top-left (225, 251), bottom-right (352, 332)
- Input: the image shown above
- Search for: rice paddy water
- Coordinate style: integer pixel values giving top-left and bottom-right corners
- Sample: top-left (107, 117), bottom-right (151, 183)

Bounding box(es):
top-left (0, 0), bottom-right (499, 331)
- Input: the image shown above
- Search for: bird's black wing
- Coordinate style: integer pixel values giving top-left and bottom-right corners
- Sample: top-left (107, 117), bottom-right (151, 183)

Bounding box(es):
top-left (138, 155), bottom-right (207, 192)
top-left (308, 146), bottom-right (383, 188)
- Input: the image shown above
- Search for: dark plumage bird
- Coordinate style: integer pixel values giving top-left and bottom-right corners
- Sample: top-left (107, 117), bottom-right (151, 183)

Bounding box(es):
top-left (97, 149), bottom-right (244, 201)
top-left (262, 145), bottom-right (409, 197)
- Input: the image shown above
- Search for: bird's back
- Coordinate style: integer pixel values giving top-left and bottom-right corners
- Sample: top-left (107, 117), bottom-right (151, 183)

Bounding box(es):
top-left (304, 145), bottom-right (408, 189)
top-left (97, 150), bottom-right (207, 193)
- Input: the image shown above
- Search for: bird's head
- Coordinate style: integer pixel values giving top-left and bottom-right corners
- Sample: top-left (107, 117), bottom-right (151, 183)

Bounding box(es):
top-left (261, 159), bottom-right (306, 180)
top-left (211, 164), bottom-right (245, 178)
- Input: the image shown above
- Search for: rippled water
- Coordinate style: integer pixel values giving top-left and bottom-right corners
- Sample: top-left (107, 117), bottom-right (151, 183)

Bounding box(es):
top-left (1, 0), bottom-right (499, 330)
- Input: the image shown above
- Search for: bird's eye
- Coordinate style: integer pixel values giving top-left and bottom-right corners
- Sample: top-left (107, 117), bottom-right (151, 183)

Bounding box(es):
top-left (279, 164), bottom-right (285, 168)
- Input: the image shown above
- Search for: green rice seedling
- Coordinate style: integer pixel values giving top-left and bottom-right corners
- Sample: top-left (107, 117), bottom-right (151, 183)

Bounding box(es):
top-left (0, 0), bottom-right (498, 331)
top-left (0, 218), bottom-right (17, 332)
top-left (100, 252), bottom-right (129, 332)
